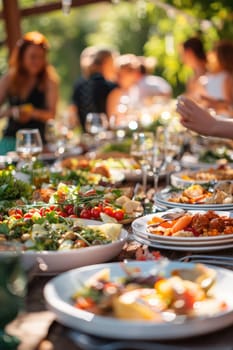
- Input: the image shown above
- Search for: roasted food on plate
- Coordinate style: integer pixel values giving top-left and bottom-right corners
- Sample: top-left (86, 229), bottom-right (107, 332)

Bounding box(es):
top-left (72, 263), bottom-right (227, 321)
top-left (147, 210), bottom-right (233, 237)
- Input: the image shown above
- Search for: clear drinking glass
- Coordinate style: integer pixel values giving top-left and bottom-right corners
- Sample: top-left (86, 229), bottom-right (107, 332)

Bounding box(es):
top-left (16, 128), bottom-right (43, 169)
top-left (85, 113), bottom-right (108, 136)
top-left (163, 124), bottom-right (183, 184)
top-left (130, 132), bottom-right (154, 193)
top-left (152, 126), bottom-right (166, 194)
top-left (0, 242), bottom-right (27, 349)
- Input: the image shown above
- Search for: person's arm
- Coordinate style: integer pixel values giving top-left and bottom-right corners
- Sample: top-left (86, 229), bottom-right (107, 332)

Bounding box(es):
top-left (176, 96), bottom-right (233, 139)
top-left (0, 74), bottom-right (14, 119)
top-left (106, 88), bottom-right (121, 117)
top-left (66, 104), bottom-right (81, 128)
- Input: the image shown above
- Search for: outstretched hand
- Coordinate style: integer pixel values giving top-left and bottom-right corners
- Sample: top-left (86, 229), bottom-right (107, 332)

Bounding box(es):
top-left (176, 96), bottom-right (217, 136)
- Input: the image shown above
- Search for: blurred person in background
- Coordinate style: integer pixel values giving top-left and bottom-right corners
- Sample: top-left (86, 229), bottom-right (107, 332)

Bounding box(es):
top-left (71, 46), bottom-right (117, 132)
top-left (129, 55), bottom-right (172, 106)
top-left (177, 96), bottom-right (233, 139)
top-left (107, 54), bottom-right (172, 129)
top-left (0, 31), bottom-right (59, 150)
top-left (180, 36), bottom-right (207, 98)
top-left (106, 54), bottom-right (140, 118)
top-left (198, 39), bottom-right (233, 117)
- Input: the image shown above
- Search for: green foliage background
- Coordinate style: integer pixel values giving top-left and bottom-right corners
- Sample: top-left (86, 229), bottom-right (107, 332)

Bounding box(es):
top-left (0, 0), bottom-right (232, 103)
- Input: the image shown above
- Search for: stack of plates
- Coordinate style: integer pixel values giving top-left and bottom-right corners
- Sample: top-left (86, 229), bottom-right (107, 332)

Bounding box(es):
top-left (132, 211), bottom-right (233, 252)
top-left (155, 188), bottom-right (233, 211)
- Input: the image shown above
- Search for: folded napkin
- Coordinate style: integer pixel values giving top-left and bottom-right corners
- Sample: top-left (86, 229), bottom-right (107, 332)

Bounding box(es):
top-left (6, 311), bottom-right (56, 350)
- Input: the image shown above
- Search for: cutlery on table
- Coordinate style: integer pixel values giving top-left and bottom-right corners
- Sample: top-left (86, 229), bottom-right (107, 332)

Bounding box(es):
top-left (68, 330), bottom-right (232, 350)
top-left (179, 255), bottom-right (233, 268)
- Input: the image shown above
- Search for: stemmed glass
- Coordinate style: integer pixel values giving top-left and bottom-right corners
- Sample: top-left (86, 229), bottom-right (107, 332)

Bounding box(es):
top-left (130, 132), bottom-right (154, 194)
top-left (0, 242), bottom-right (27, 349)
top-left (163, 124), bottom-right (183, 185)
top-left (109, 114), bottom-right (129, 140)
top-left (85, 113), bottom-right (108, 141)
top-left (16, 129), bottom-right (43, 170)
top-left (152, 126), bottom-right (166, 194)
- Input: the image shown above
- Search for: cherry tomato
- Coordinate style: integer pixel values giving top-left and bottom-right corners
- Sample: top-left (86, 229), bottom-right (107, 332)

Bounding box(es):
top-left (39, 207), bottom-right (51, 216)
top-left (49, 205), bottom-right (57, 211)
top-left (103, 206), bottom-right (114, 217)
top-left (69, 214), bottom-right (78, 218)
top-left (91, 207), bottom-right (101, 219)
top-left (24, 213), bottom-right (33, 220)
top-left (80, 208), bottom-right (92, 219)
top-left (12, 214), bottom-right (23, 220)
top-left (64, 204), bottom-right (74, 215)
top-left (97, 204), bottom-right (104, 212)
top-left (58, 211), bottom-right (68, 217)
top-left (113, 209), bottom-right (124, 221)
top-left (75, 239), bottom-right (88, 248)
top-left (8, 208), bottom-right (23, 217)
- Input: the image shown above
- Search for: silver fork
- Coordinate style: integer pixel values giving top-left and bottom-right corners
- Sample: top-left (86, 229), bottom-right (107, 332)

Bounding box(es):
top-left (179, 255), bottom-right (233, 268)
top-left (148, 210), bottom-right (186, 228)
top-left (68, 330), bottom-right (220, 350)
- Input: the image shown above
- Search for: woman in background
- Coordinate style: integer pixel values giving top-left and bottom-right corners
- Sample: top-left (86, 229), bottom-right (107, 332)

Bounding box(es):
top-left (0, 31), bottom-right (59, 147)
top-left (181, 36), bottom-right (207, 98)
top-left (199, 39), bottom-right (233, 117)
top-left (106, 54), bottom-right (140, 117)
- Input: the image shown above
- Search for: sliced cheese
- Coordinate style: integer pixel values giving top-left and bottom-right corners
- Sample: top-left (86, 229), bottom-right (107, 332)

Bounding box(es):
top-left (88, 223), bottom-right (122, 241)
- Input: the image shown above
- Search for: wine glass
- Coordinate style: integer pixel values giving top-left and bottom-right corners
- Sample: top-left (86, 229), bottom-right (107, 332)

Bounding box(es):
top-left (130, 132), bottom-right (154, 194)
top-left (152, 126), bottom-right (166, 194)
top-left (163, 124), bottom-right (183, 185)
top-left (109, 114), bottom-right (129, 140)
top-left (85, 113), bottom-right (108, 137)
top-left (16, 129), bottom-right (43, 171)
top-left (0, 242), bottom-right (27, 349)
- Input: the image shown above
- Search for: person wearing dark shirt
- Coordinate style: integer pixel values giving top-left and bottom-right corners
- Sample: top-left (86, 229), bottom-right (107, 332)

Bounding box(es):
top-left (71, 47), bottom-right (117, 131)
top-left (0, 31), bottom-right (59, 148)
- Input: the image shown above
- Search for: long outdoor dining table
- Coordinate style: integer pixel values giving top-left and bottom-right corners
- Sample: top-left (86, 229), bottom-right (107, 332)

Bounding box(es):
top-left (6, 236), bottom-right (233, 350)
top-left (4, 155), bottom-right (233, 350)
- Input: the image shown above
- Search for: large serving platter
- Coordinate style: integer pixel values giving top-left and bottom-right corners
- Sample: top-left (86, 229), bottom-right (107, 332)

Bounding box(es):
top-left (21, 219), bottom-right (128, 274)
top-left (44, 261), bottom-right (233, 340)
top-left (155, 188), bottom-right (233, 211)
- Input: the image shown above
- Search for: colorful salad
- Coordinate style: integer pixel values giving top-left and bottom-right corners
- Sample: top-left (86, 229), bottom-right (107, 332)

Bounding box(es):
top-left (0, 207), bottom-right (123, 251)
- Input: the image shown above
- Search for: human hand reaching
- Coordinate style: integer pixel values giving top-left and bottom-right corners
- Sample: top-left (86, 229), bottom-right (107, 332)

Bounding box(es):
top-left (176, 96), bottom-right (218, 136)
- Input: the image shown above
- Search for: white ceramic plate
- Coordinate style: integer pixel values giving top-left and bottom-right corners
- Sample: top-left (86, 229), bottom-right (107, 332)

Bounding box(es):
top-left (21, 219), bottom-right (128, 274)
top-left (155, 188), bottom-right (233, 211)
top-left (180, 154), bottom-right (215, 169)
top-left (132, 211), bottom-right (233, 246)
top-left (132, 234), bottom-right (233, 252)
top-left (181, 154), bottom-right (233, 170)
top-left (171, 171), bottom-right (233, 188)
top-left (44, 261), bottom-right (233, 340)
top-left (170, 171), bottom-right (214, 188)
top-left (123, 162), bottom-right (180, 182)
